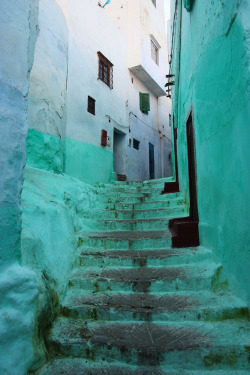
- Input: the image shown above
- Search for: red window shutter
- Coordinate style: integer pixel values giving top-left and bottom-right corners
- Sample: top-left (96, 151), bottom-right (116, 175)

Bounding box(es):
top-left (101, 129), bottom-right (107, 146)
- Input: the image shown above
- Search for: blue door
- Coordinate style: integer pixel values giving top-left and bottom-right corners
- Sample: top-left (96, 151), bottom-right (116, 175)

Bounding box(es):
top-left (149, 143), bottom-right (155, 179)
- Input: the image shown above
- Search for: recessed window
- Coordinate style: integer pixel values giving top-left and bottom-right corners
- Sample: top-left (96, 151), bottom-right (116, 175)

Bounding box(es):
top-left (150, 35), bottom-right (160, 65)
top-left (151, 40), bottom-right (159, 65)
top-left (139, 92), bottom-right (150, 114)
top-left (151, 0), bottom-right (156, 7)
top-left (133, 139), bottom-right (140, 150)
top-left (88, 96), bottom-right (95, 115)
top-left (97, 51), bottom-right (113, 89)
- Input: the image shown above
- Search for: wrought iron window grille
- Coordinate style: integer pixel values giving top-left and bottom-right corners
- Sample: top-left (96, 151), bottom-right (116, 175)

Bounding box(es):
top-left (97, 52), bottom-right (114, 89)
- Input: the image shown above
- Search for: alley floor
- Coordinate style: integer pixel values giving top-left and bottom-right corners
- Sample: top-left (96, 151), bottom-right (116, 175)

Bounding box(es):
top-left (37, 178), bottom-right (250, 374)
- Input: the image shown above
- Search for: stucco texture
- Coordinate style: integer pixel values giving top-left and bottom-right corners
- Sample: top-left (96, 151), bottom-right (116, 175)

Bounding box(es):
top-left (171, 0), bottom-right (250, 306)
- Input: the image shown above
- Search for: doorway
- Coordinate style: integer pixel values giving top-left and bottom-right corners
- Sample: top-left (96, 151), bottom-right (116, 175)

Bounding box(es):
top-left (173, 115), bottom-right (179, 183)
top-left (186, 111), bottom-right (199, 221)
top-left (149, 142), bottom-right (155, 179)
top-left (113, 128), bottom-right (127, 176)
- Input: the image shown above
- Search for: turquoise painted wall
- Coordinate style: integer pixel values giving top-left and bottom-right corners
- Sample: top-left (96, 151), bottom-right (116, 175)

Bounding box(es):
top-left (0, 1), bottom-right (41, 374)
top-left (170, 0), bottom-right (250, 306)
top-left (26, 128), bottom-right (114, 184)
top-left (64, 137), bottom-right (114, 184)
top-left (21, 167), bottom-right (98, 370)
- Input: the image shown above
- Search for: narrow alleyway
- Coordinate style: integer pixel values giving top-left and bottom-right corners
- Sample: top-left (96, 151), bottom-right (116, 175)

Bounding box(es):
top-left (37, 178), bottom-right (249, 374)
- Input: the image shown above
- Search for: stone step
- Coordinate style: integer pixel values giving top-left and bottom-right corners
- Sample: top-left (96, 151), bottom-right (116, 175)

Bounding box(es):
top-left (95, 193), bottom-right (181, 204)
top-left (85, 205), bottom-right (188, 220)
top-left (37, 358), bottom-right (250, 375)
top-left (48, 319), bottom-right (250, 369)
top-left (79, 247), bottom-right (213, 268)
top-left (111, 177), bottom-right (173, 187)
top-left (81, 217), bottom-right (174, 232)
top-left (95, 197), bottom-right (186, 210)
top-left (78, 230), bottom-right (172, 250)
top-left (69, 262), bottom-right (220, 293)
top-left (95, 186), bottom-right (166, 195)
top-left (62, 290), bottom-right (249, 322)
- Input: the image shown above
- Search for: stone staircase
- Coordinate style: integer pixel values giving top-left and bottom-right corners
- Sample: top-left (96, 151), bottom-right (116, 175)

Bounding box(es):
top-left (37, 178), bottom-right (249, 375)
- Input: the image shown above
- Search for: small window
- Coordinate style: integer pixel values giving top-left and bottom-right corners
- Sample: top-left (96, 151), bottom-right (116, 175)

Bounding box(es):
top-left (151, 39), bottom-right (159, 65)
top-left (139, 92), bottom-right (150, 113)
top-left (88, 96), bottom-right (95, 115)
top-left (151, 0), bottom-right (156, 7)
top-left (133, 139), bottom-right (140, 150)
top-left (97, 51), bottom-right (113, 89)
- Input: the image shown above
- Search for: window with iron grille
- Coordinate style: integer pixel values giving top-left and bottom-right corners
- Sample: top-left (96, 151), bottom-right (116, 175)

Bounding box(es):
top-left (151, 0), bottom-right (156, 7)
top-left (88, 96), bottom-right (95, 115)
top-left (151, 39), bottom-right (159, 65)
top-left (97, 52), bottom-right (113, 89)
top-left (133, 139), bottom-right (140, 150)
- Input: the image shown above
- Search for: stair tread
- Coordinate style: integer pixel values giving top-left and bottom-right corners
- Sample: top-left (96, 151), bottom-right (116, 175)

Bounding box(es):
top-left (80, 246), bottom-right (212, 257)
top-left (70, 262), bottom-right (219, 283)
top-left (92, 205), bottom-right (187, 213)
top-left (63, 290), bottom-right (248, 315)
top-left (81, 230), bottom-right (172, 240)
top-left (84, 217), bottom-right (173, 224)
top-left (38, 358), bottom-right (250, 375)
top-left (50, 318), bottom-right (250, 349)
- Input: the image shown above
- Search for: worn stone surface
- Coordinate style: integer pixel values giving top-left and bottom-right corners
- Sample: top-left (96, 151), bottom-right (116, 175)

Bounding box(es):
top-left (0, 1), bottom-right (41, 374)
top-left (170, 0), bottom-right (250, 307)
top-left (34, 178), bottom-right (249, 374)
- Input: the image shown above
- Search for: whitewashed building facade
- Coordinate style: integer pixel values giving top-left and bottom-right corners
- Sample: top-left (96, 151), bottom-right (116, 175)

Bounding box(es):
top-left (27, 0), bottom-right (172, 183)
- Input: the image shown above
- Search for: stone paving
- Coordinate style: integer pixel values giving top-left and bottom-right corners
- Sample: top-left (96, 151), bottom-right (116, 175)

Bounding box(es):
top-left (37, 178), bottom-right (250, 374)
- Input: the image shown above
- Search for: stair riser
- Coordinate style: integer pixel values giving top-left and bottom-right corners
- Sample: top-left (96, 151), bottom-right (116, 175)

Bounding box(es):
top-left (112, 178), bottom-right (172, 187)
top-left (95, 199), bottom-right (186, 211)
top-left (48, 341), bottom-right (249, 370)
top-left (62, 305), bottom-right (246, 323)
top-left (79, 252), bottom-right (213, 268)
top-left (79, 237), bottom-right (172, 250)
top-left (80, 220), bottom-right (170, 232)
top-left (84, 206), bottom-right (188, 220)
top-left (95, 188), bottom-right (164, 195)
top-left (95, 194), bottom-right (180, 204)
top-left (69, 275), bottom-right (214, 293)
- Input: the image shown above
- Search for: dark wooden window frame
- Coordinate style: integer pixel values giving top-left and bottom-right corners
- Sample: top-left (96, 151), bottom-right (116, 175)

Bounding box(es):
top-left (87, 96), bottom-right (96, 115)
top-left (97, 51), bottom-right (113, 89)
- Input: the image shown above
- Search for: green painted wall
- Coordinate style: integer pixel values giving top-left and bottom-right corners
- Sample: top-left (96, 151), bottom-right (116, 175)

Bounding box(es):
top-left (26, 129), bottom-right (114, 184)
top-left (26, 129), bottom-right (64, 174)
top-left (170, 0), bottom-right (250, 306)
top-left (64, 137), bottom-right (114, 185)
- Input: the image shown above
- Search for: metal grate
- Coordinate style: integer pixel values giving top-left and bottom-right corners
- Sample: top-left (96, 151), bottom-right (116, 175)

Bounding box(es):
top-left (133, 139), bottom-right (140, 150)
top-left (97, 52), bottom-right (113, 89)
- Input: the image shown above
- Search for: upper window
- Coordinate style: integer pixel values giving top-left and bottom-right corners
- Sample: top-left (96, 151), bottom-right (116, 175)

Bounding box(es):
top-left (151, 0), bottom-right (156, 7)
top-left (151, 40), bottom-right (159, 65)
top-left (150, 35), bottom-right (160, 65)
top-left (133, 139), bottom-right (140, 150)
top-left (139, 92), bottom-right (150, 114)
top-left (88, 96), bottom-right (95, 116)
top-left (97, 52), bottom-right (113, 89)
